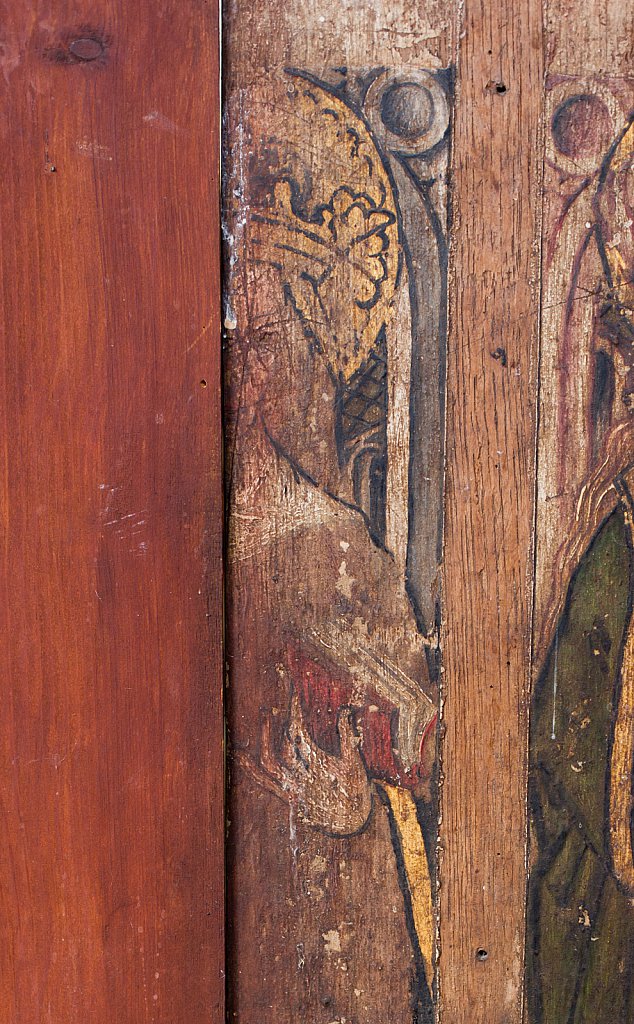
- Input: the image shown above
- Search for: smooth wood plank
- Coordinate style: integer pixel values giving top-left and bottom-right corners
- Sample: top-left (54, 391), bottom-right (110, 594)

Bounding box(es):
top-left (440, 2), bottom-right (543, 1020)
top-left (0, 4), bottom-right (223, 1021)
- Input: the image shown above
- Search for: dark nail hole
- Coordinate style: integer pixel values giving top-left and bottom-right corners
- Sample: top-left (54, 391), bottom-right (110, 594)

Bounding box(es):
top-left (476, 948), bottom-right (489, 961)
top-left (200, 379), bottom-right (208, 388)
top-left (496, 83), bottom-right (507, 94)
top-left (69, 37), bottom-right (104, 62)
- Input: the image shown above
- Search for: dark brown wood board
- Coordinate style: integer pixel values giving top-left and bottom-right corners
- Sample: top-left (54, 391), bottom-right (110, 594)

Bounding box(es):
top-left (0, 4), bottom-right (223, 1022)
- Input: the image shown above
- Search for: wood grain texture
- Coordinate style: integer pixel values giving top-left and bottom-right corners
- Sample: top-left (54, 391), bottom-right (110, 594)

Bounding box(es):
top-left (545, 0), bottom-right (633, 77)
top-left (439, 1), bottom-right (543, 1020)
top-left (0, 4), bottom-right (223, 1022)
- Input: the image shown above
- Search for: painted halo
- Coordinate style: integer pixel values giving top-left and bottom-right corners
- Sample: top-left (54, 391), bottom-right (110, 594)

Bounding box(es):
top-left (547, 80), bottom-right (621, 177)
top-left (364, 69), bottom-right (450, 157)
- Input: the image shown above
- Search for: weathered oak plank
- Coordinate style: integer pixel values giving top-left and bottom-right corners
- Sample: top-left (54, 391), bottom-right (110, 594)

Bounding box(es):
top-left (439, 2), bottom-right (543, 1020)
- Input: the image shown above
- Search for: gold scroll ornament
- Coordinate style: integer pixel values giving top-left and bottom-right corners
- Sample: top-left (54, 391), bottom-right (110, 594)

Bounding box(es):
top-left (610, 470), bottom-right (634, 897)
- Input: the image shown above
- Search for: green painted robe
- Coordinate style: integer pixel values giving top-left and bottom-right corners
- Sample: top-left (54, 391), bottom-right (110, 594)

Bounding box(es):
top-left (527, 507), bottom-right (634, 1023)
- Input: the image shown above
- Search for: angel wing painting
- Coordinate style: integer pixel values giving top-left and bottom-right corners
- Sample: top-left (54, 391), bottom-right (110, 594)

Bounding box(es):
top-left (224, 67), bottom-right (451, 1022)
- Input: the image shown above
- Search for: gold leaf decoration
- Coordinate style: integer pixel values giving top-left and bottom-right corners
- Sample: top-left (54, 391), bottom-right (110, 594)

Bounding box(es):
top-left (252, 74), bottom-right (400, 381)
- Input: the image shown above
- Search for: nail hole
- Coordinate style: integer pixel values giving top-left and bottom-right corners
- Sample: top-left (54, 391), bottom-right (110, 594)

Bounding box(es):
top-left (476, 948), bottom-right (489, 961)
top-left (496, 83), bottom-right (507, 94)
top-left (200, 379), bottom-right (208, 388)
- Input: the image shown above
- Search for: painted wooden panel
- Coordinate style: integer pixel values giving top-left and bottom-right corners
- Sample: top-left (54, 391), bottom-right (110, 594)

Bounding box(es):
top-left (224, 0), bottom-right (634, 1021)
top-left (527, 1), bottom-right (634, 1020)
top-left (223, 4), bottom-right (452, 1019)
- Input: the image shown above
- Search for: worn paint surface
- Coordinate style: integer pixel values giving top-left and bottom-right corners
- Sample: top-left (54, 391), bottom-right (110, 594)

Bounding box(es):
top-left (223, 0), bottom-right (634, 1021)
top-left (224, 61), bottom-right (450, 1022)
top-left (527, 42), bottom-right (634, 1024)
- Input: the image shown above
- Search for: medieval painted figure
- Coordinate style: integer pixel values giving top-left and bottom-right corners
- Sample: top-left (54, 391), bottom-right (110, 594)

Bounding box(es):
top-left (527, 83), bottom-right (634, 1022)
top-left (225, 67), bottom-right (450, 1022)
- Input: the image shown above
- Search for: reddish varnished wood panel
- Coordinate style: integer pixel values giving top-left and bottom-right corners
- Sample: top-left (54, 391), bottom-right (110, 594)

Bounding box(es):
top-left (0, 4), bottom-right (223, 1022)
